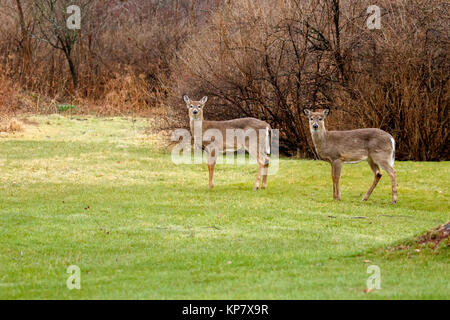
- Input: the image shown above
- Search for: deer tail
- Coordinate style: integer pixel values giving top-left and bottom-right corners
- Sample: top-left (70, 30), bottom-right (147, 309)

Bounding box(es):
top-left (390, 137), bottom-right (395, 167)
top-left (265, 127), bottom-right (271, 155)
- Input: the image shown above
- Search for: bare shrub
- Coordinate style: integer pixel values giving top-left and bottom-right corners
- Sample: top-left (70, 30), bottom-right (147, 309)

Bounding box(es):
top-left (340, 0), bottom-right (450, 160)
top-left (0, 117), bottom-right (24, 133)
top-left (170, 0), bottom-right (449, 160)
top-left (170, 0), bottom-right (331, 156)
top-left (0, 0), bottom-right (447, 160)
top-left (0, 0), bottom-right (213, 114)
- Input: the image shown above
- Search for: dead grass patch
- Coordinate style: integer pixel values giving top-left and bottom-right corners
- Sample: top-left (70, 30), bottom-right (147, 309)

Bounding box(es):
top-left (389, 222), bottom-right (450, 252)
top-left (19, 117), bottom-right (39, 126)
top-left (0, 118), bottom-right (24, 133)
top-left (417, 222), bottom-right (450, 247)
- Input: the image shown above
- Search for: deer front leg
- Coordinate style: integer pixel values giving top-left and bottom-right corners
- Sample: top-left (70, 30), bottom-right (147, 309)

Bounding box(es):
top-left (207, 149), bottom-right (216, 189)
top-left (331, 160), bottom-right (342, 200)
top-left (208, 162), bottom-right (215, 189)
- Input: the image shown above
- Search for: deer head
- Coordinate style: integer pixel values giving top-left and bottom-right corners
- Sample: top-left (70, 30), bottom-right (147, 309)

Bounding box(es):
top-left (303, 108), bottom-right (330, 132)
top-left (183, 95), bottom-right (208, 121)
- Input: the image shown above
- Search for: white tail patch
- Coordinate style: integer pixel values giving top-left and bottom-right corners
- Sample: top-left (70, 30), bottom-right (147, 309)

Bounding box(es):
top-left (390, 137), bottom-right (395, 167)
top-left (265, 127), bottom-right (271, 155)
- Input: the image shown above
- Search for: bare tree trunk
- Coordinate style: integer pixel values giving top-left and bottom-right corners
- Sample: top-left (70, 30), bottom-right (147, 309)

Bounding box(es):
top-left (15, 0), bottom-right (32, 85)
top-left (190, 0), bottom-right (196, 24)
top-left (331, 0), bottom-right (346, 82)
top-left (64, 47), bottom-right (78, 90)
top-left (175, 0), bottom-right (179, 25)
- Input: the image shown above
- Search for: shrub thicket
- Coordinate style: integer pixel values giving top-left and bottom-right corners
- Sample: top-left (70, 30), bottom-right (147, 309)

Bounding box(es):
top-left (0, 0), bottom-right (448, 160)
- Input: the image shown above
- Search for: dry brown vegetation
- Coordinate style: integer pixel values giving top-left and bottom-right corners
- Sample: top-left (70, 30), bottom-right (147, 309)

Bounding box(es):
top-left (0, 0), bottom-right (205, 114)
top-left (0, 117), bottom-right (24, 133)
top-left (171, 0), bottom-right (449, 160)
top-left (0, 0), bottom-right (448, 160)
top-left (417, 222), bottom-right (450, 247)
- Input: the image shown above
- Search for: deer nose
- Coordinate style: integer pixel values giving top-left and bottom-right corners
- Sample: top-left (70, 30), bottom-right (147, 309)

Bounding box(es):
top-left (313, 123), bottom-right (319, 130)
top-left (192, 110), bottom-right (198, 115)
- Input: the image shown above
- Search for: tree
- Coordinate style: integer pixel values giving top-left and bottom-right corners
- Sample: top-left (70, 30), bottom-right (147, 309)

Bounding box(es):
top-left (15, 0), bottom-right (33, 84)
top-left (32, 0), bottom-right (91, 90)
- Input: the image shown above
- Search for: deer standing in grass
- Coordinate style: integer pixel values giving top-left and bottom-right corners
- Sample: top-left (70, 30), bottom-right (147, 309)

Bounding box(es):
top-left (183, 95), bottom-right (271, 190)
top-left (303, 109), bottom-right (397, 204)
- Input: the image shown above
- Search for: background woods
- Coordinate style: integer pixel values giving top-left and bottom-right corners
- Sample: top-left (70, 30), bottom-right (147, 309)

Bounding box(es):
top-left (0, 0), bottom-right (448, 160)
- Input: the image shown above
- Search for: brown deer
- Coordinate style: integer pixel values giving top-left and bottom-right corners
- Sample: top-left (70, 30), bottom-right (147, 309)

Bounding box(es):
top-left (184, 95), bottom-right (271, 190)
top-left (303, 109), bottom-right (397, 204)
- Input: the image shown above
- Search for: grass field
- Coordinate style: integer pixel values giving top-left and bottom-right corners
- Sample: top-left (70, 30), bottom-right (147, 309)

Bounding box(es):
top-left (0, 115), bottom-right (448, 299)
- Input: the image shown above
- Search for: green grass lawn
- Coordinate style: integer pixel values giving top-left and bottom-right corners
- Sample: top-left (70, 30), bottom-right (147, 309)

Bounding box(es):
top-left (0, 115), bottom-right (448, 299)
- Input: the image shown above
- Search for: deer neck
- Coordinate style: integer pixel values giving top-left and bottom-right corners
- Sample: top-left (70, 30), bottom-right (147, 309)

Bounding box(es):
top-left (310, 126), bottom-right (328, 154)
top-left (189, 117), bottom-right (204, 135)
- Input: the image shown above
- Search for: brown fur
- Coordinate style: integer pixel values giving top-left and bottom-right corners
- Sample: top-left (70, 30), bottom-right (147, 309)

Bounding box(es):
top-left (184, 95), bottom-right (271, 190)
top-left (304, 109), bottom-right (397, 204)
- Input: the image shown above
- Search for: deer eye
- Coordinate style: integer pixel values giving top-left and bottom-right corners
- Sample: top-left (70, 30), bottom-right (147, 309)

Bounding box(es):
top-left (319, 118), bottom-right (323, 121)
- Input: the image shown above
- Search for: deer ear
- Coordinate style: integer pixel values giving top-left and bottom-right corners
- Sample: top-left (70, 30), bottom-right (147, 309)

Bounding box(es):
top-left (322, 108), bottom-right (330, 117)
top-left (183, 95), bottom-right (190, 105)
top-left (303, 109), bottom-right (311, 118)
top-left (200, 96), bottom-right (208, 104)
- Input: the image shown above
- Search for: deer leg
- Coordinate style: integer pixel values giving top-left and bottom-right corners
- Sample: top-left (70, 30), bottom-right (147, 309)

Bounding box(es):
top-left (261, 163), bottom-right (269, 189)
top-left (331, 160), bottom-right (342, 200)
top-left (379, 162), bottom-right (397, 204)
top-left (363, 159), bottom-right (382, 201)
top-left (207, 161), bottom-right (216, 189)
top-left (331, 165), bottom-right (336, 198)
top-left (248, 147), bottom-right (263, 191)
top-left (258, 149), bottom-right (269, 189)
top-left (253, 163), bottom-right (262, 191)
top-left (207, 149), bottom-right (216, 189)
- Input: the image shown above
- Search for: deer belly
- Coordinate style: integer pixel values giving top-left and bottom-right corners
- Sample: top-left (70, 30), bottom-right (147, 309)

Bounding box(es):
top-left (344, 160), bottom-right (365, 164)
top-left (341, 152), bottom-right (368, 164)
top-left (223, 141), bottom-right (245, 152)
top-left (223, 147), bottom-right (245, 153)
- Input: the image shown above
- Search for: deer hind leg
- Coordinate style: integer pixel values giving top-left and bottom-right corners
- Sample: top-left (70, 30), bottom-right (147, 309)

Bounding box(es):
top-left (252, 149), bottom-right (269, 191)
top-left (253, 163), bottom-right (262, 191)
top-left (261, 162), bottom-right (269, 189)
top-left (363, 158), bottom-right (382, 201)
top-left (331, 160), bottom-right (342, 200)
top-left (257, 146), bottom-right (270, 189)
top-left (378, 161), bottom-right (397, 204)
top-left (246, 142), bottom-right (263, 191)
top-left (207, 149), bottom-right (217, 189)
